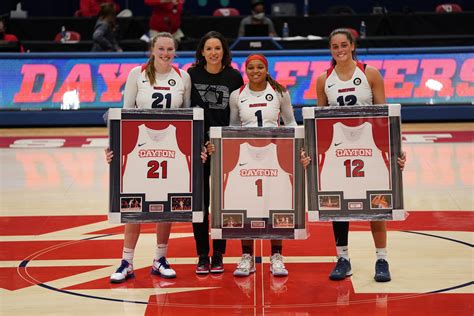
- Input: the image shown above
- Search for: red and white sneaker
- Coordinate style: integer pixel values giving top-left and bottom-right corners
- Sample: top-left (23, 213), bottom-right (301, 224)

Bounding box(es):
top-left (110, 260), bottom-right (134, 283)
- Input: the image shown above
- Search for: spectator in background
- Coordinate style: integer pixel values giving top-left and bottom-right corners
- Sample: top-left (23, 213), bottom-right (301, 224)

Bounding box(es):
top-left (145, 0), bottom-right (185, 43)
top-left (0, 16), bottom-right (24, 52)
top-left (91, 3), bottom-right (122, 52)
top-left (76, 0), bottom-right (120, 17)
top-left (238, 0), bottom-right (277, 37)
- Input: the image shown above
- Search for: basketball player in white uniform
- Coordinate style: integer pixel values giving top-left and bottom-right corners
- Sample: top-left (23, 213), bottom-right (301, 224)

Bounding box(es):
top-left (222, 54), bottom-right (302, 277)
top-left (223, 142), bottom-right (293, 218)
top-left (319, 121), bottom-right (390, 199)
top-left (316, 28), bottom-right (406, 282)
top-left (122, 124), bottom-right (190, 201)
top-left (105, 32), bottom-right (194, 283)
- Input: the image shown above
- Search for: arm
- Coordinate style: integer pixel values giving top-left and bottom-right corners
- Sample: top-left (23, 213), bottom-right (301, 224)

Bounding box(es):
top-left (279, 91), bottom-right (297, 126)
top-left (316, 72), bottom-right (328, 106)
top-left (238, 17), bottom-right (248, 37)
top-left (366, 65), bottom-right (386, 104)
top-left (266, 18), bottom-right (277, 37)
top-left (92, 22), bottom-right (114, 51)
top-left (182, 71), bottom-right (192, 108)
top-left (228, 89), bottom-right (241, 126)
top-left (123, 66), bottom-right (140, 108)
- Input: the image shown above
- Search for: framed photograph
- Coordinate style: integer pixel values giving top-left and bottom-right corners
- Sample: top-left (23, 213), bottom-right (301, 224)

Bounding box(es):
top-left (108, 108), bottom-right (204, 223)
top-left (303, 105), bottom-right (406, 221)
top-left (210, 126), bottom-right (308, 240)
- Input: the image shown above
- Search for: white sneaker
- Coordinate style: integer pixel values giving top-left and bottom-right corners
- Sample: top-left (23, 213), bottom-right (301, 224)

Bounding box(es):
top-left (233, 254), bottom-right (255, 277)
top-left (270, 253), bottom-right (288, 276)
top-left (151, 256), bottom-right (176, 279)
top-left (110, 259), bottom-right (134, 283)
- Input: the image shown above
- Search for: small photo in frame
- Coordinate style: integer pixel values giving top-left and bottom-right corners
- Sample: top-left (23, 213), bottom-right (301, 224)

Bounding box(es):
top-left (171, 196), bottom-right (192, 212)
top-left (251, 220), bottom-right (266, 229)
top-left (120, 197), bottom-right (142, 212)
top-left (273, 213), bottom-right (294, 228)
top-left (318, 195), bottom-right (341, 210)
top-left (370, 194), bottom-right (393, 209)
top-left (222, 213), bottom-right (243, 228)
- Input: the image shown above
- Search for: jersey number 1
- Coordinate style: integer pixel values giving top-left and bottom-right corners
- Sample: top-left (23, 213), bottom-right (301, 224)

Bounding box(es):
top-left (255, 179), bottom-right (263, 197)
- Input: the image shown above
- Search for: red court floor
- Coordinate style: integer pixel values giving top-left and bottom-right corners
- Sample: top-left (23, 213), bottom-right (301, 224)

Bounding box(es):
top-left (0, 125), bottom-right (472, 315)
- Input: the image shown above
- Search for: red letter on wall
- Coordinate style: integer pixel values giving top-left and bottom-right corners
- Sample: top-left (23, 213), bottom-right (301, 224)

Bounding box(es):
top-left (274, 61), bottom-right (309, 88)
top-left (414, 59), bottom-right (455, 97)
top-left (456, 58), bottom-right (474, 97)
top-left (52, 64), bottom-right (96, 102)
top-left (383, 59), bottom-right (418, 98)
top-left (304, 61), bottom-right (328, 100)
top-left (98, 64), bottom-right (138, 102)
top-left (13, 65), bottom-right (57, 103)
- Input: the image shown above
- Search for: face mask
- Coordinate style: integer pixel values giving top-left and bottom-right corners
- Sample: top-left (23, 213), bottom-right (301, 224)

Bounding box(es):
top-left (252, 12), bottom-right (265, 20)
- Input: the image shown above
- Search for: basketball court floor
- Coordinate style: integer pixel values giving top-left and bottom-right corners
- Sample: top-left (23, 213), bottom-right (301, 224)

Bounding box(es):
top-left (0, 123), bottom-right (472, 315)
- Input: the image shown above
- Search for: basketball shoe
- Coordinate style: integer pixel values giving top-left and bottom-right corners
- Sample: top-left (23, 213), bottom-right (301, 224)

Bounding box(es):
top-left (270, 253), bottom-right (288, 276)
top-left (210, 254), bottom-right (224, 273)
top-left (195, 255), bottom-right (210, 274)
top-left (151, 256), bottom-right (176, 278)
top-left (233, 254), bottom-right (255, 277)
top-left (374, 259), bottom-right (391, 282)
top-left (110, 259), bottom-right (134, 283)
top-left (329, 257), bottom-right (352, 280)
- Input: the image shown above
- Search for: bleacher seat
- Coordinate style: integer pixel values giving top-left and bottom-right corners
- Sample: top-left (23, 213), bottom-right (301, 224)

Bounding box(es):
top-left (212, 8), bottom-right (240, 16)
top-left (435, 3), bottom-right (462, 13)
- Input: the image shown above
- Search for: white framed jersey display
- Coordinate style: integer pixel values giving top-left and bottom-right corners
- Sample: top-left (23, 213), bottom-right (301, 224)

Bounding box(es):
top-left (209, 126), bottom-right (308, 240)
top-left (303, 105), bottom-right (406, 221)
top-left (108, 108), bottom-right (204, 223)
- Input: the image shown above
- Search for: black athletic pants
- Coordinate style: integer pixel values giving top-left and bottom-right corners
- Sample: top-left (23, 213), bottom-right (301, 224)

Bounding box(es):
top-left (332, 221), bottom-right (349, 247)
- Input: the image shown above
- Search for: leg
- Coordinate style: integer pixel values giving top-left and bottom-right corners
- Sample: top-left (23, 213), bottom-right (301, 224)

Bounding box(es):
top-left (371, 221), bottom-right (391, 282)
top-left (151, 222), bottom-right (176, 278)
top-left (110, 223), bottom-right (140, 283)
top-left (193, 164), bottom-right (211, 273)
top-left (329, 222), bottom-right (352, 281)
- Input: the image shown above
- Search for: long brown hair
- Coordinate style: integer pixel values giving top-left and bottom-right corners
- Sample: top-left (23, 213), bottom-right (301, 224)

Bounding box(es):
top-left (192, 31), bottom-right (232, 68)
top-left (145, 32), bottom-right (177, 85)
top-left (328, 28), bottom-right (358, 67)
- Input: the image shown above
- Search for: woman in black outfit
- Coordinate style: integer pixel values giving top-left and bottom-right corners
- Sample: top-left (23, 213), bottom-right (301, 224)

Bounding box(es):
top-left (188, 31), bottom-right (244, 274)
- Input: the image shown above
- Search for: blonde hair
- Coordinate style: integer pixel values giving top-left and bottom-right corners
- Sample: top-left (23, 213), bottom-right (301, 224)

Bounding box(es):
top-left (145, 32), bottom-right (177, 85)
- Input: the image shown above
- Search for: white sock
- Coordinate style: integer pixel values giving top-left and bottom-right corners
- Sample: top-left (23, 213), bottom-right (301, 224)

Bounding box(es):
top-left (156, 244), bottom-right (168, 260)
top-left (376, 248), bottom-right (388, 261)
top-left (336, 246), bottom-right (349, 260)
top-left (122, 247), bottom-right (135, 264)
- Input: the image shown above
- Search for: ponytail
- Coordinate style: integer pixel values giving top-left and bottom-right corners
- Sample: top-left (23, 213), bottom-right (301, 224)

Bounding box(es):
top-left (266, 74), bottom-right (286, 96)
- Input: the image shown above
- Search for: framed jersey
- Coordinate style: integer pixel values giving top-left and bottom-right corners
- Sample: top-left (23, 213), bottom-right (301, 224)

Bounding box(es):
top-left (303, 105), bottom-right (406, 221)
top-left (108, 108), bottom-right (204, 223)
top-left (209, 126), bottom-right (308, 240)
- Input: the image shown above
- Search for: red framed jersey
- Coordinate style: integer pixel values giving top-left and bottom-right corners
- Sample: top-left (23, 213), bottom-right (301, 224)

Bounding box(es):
top-left (303, 105), bottom-right (406, 221)
top-left (108, 108), bottom-right (204, 223)
top-left (210, 126), bottom-right (307, 240)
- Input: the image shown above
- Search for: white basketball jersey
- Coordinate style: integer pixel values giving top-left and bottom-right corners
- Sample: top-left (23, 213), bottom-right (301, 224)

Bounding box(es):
top-left (135, 66), bottom-right (186, 109)
top-left (223, 142), bottom-right (293, 218)
top-left (319, 122), bottom-right (390, 199)
top-left (122, 124), bottom-right (190, 201)
top-left (325, 62), bottom-right (373, 106)
top-left (238, 84), bottom-right (281, 127)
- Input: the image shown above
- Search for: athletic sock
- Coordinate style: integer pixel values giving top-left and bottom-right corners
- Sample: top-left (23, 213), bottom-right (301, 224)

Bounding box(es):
top-left (336, 246), bottom-right (349, 260)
